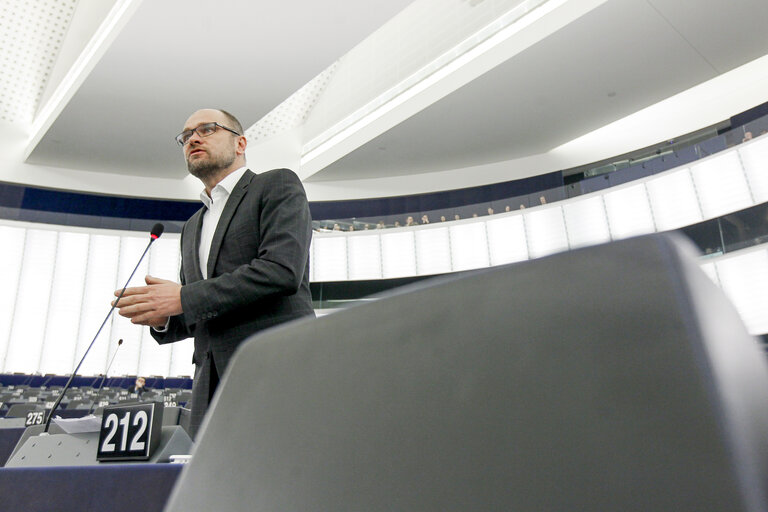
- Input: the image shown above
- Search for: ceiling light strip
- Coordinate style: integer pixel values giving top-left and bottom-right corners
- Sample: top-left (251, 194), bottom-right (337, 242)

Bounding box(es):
top-left (300, 0), bottom-right (568, 166)
top-left (23, 0), bottom-right (144, 160)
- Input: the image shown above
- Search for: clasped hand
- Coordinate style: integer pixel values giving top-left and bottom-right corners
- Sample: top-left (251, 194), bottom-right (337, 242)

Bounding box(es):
top-left (113, 275), bottom-right (182, 328)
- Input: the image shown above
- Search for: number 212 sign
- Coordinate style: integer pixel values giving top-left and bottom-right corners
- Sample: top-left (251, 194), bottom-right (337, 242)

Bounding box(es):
top-left (97, 402), bottom-right (164, 461)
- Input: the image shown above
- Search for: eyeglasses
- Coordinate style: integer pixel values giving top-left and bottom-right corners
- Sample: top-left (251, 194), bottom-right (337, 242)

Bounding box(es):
top-left (175, 122), bottom-right (241, 146)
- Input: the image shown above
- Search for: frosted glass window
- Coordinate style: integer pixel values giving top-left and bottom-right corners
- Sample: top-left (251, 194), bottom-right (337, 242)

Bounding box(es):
top-left (312, 236), bottom-right (348, 282)
top-left (525, 206), bottom-right (569, 258)
top-left (348, 234), bottom-right (382, 280)
top-left (646, 169), bottom-right (702, 231)
top-left (604, 184), bottom-right (655, 240)
top-left (39, 232), bottom-right (89, 374)
top-left (415, 227), bottom-right (451, 275)
top-left (0, 226), bottom-right (25, 369)
top-left (486, 215), bottom-right (528, 265)
top-left (4, 229), bottom-right (57, 373)
top-left (381, 231), bottom-right (416, 278)
top-left (108, 236), bottom-right (153, 377)
top-left (449, 222), bottom-right (490, 271)
top-left (715, 248), bottom-right (768, 335)
top-left (562, 197), bottom-right (611, 249)
top-left (691, 152), bottom-right (753, 219)
top-left (76, 234), bottom-right (120, 375)
top-left (738, 137), bottom-right (768, 202)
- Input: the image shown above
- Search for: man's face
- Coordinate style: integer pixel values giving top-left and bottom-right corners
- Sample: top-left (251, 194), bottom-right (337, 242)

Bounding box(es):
top-left (181, 109), bottom-right (238, 180)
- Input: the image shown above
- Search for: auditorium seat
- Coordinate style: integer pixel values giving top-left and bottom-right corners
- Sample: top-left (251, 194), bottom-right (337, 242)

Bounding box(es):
top-left (5, 404), bottom-right (44, 419)
top-left (166, 233), bottom-right (768, 511)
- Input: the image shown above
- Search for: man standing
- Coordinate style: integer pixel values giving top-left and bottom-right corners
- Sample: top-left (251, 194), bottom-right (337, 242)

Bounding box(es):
top-left (114, 109), bottom-right (315, 438)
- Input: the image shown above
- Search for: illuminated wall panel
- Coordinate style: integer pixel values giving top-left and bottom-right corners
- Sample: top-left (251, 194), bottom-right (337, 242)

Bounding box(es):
top-left (312, 236), bottom-right (348, 281)
top-left (646, 169), bottom-right (702, 231)
top-left (415, 227), bottom-right (451, 275)
top-left (699, 260), bottom-right (720, 286)
top-left (486, 215), bottom-right (528, 265)
top-left (738, 137), bottom-right (768, 203)
top-left (604, 184), bottom-right (656, 240)
top-left (75, 234), bottom-right (120, 375)
top-left (691, 152), bottom-right (753, 218)
top-left (348, 234), bottom-right (383, 280)
top-left (101, 236), bottom-right (150, 376)
top-left (715, 247), bottom-right (768, 335)
top-left (525, 206), bottom-right (568, 258)
top-left (0, 226), bottom-right (25, 369)
top-left (136, 237), bottom-right (181, 377)
top-left (3, 229), bottom-right (57, 372)
top-left (562, 197), bottom-right (610, 249)
top-left (449, 222), bottom-right (489, 271)
top-left (381, 230), bottom-right (417, 278)
top-left (38, 232), bottom-right (89, 374)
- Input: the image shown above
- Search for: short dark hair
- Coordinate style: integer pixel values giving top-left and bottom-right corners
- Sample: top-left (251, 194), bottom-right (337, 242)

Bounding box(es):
top-left (217, 109), bottom-right (243, 135)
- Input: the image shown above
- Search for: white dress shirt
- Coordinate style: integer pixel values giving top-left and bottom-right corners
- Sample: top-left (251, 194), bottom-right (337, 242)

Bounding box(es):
top-left (152, 166), bottom-right (247, 333)
top-left (198, 166), bottom-right (248, 279)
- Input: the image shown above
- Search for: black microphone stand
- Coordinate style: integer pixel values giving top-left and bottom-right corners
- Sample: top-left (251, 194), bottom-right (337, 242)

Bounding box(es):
top-left (43, 224), bottom-right (164, 433)
top-left (88, 338), bottom-right (123, 415)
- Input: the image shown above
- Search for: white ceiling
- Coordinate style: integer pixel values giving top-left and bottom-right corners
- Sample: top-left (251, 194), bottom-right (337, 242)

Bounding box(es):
top-left (24, 0), bottom-right (414, 178)
top-left (310, 0), bottom-right (768, 181)
top-left (6, 0), bottom-right (768, 200)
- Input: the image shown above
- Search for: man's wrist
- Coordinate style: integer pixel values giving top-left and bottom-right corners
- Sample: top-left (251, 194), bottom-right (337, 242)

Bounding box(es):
top-left (151, 317), bottom-right (172, 332)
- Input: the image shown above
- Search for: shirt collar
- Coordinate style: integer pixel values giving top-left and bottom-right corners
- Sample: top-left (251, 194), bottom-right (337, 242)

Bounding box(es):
top-left (199, 166), bottom-right (248, 209)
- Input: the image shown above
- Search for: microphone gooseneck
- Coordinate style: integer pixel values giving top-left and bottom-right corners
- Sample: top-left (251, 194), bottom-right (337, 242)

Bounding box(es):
top-left (88, 339), bottom-right (124, 415)
top-left (43, 224), bottom-right (164, 432)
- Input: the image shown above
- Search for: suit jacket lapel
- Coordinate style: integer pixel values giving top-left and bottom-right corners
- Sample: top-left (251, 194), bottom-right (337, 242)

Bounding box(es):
top-left (183, 208), bottom-right (205, 283)
top-left (206, 169), bottom-right (255, 278)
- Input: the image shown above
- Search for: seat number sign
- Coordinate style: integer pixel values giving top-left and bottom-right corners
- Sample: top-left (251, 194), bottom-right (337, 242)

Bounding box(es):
top-left (25, 410), bottom-right (48, 427)
top-left (97, 402), bottom-right (163, 461)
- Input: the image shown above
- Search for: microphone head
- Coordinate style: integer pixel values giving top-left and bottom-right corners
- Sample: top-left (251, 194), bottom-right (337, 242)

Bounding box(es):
top-left (150, 223), bottom-right (165, 240)
top-left (118, 338), bottom-right (123, 345)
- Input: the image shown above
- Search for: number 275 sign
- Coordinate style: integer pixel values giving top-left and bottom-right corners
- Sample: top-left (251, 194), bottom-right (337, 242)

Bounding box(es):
top-left (97, 402), bottom-right (164, 461)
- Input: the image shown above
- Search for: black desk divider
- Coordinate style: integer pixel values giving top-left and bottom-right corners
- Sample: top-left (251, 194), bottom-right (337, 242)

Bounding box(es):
top-left (166, 233), bottom-right (768, 512)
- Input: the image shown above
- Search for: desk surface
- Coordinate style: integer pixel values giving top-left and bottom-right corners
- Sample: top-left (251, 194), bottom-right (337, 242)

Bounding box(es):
top-left (0, 463), bottom-right (183, 512)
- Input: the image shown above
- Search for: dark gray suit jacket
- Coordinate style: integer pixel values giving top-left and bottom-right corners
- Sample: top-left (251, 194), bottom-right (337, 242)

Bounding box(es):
top-left (152, 168), bottom-right (314, 435)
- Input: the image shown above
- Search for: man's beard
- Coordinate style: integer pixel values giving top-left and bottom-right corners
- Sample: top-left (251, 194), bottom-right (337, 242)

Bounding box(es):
top-left (186, 149), bottom-right (236, 180)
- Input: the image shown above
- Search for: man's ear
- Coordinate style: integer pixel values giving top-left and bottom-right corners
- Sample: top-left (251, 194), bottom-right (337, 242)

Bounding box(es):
top-left (236, 135), bottom-right (247, 156)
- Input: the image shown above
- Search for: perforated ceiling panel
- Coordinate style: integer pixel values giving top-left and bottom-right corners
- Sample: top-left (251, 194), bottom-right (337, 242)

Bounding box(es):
top-left (245, 62), bottom-right (338, 143)
top-left (0, 0), bottom-right (77, 124)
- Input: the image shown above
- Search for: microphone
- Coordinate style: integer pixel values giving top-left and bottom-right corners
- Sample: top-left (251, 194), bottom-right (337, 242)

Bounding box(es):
top-left (88, 339), bottom-right (123, 415)
top-left (44, 224), bottom-right (164, 432)
top-left (150, 222), bottom-right (164, 240)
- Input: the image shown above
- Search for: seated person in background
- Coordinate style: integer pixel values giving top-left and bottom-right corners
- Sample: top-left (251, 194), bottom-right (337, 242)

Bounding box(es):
top-left (405, 216), bottom-right (417, 226)
top-left (421, 214), bottom-right (430, 224)
top-left (394, 221), bottom-right (401, 227)
top-left (128, 377), bottom-right (148, 396)
top-left (454, 214), bottom-right (460, 221)
top-left (487, 207), bottom-right (494, 215)
top-left (376, 220), bottom-right (386, 229)
top-left (440, 215), bottom-right (447, 222)
top-left (539, 196), bottom-right (547, 205)
top-left (505, 205), bottom-right (511, 212)
top-left (743, 131), bottom-right (754, 142)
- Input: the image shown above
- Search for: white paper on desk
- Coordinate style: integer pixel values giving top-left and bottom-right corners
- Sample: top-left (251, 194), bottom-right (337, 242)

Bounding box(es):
top-left (53, 415), bottom-right (102, 433)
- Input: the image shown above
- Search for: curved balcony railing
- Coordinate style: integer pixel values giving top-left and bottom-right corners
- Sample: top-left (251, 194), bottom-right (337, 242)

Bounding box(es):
top-left (312, 111), bottom-right (768, 231)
